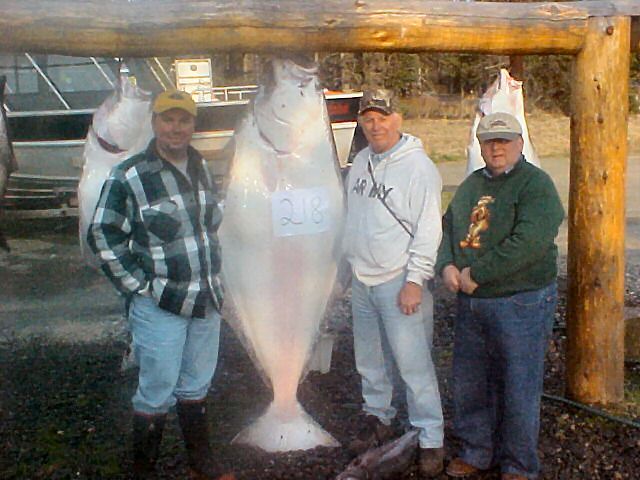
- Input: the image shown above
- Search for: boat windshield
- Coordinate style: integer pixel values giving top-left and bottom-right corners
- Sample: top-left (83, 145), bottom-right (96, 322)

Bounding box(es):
top-left (0, 55), bottom-right (173, 112)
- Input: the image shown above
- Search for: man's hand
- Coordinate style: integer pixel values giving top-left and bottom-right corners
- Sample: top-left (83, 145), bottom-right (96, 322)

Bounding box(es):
top-left (138, 282), bottom-right (152, 297)
top-left (398, 281), bottom-right (423, 315)
top-left (460, 267), bottom-right (479, 294)
top-left (442, 265), bottom-right (462, 293)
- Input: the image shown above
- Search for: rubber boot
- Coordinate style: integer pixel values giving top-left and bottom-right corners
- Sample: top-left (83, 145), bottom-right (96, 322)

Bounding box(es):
top-left (132, 413), bottom-right (166, 480)
top-left (177, 400), bottom-right (220, 480)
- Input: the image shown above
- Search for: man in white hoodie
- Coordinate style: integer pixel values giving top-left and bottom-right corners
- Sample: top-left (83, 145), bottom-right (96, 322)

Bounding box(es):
top-left (343, 89), bottom-right (445, 477)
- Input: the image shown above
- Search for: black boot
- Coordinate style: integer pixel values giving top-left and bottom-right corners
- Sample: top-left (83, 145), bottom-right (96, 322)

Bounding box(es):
top-left (177, 400), bottom-right (221, 480)
top-left (132, 413), bottom-right (166, 479)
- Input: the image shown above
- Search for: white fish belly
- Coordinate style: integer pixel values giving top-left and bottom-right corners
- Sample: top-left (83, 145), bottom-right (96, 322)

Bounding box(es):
top-left (221, 132), bottom-right (344, 393)
top-left (78, 130), bottom-right (124, 264)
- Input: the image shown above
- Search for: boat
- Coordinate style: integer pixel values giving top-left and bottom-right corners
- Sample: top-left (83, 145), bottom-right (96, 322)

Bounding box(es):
top-left (0, 55), bottom-right (363, 218)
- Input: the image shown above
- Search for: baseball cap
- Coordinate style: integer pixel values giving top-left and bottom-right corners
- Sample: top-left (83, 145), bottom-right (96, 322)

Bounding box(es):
top-left (476, 112), bottom-right (523, 142)
top-left (358, 89), bottom-right (396, 115)
top-left (153, 90), bottom-right (197, 117)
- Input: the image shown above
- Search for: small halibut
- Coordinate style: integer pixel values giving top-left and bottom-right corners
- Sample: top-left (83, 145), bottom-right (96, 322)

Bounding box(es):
top-left (78, 77), bottom-right (152, 266)
top-left (466, 68), bottom-right (540, 176)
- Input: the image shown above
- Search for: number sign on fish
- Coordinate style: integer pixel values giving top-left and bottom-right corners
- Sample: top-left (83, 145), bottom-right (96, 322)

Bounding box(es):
top-left (272, 187), bottom-right (331, 237)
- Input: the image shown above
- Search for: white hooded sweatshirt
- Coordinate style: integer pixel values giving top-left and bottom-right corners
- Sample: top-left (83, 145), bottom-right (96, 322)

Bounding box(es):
top-left (344, 134), bottom-right (442, 287)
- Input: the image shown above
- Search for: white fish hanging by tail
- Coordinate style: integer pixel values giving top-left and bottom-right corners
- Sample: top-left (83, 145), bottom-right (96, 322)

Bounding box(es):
top-left (219, 58), bottom-right (344, 452)
top-left (78, 76), bottom-right (153, 266)
top-left (466, 68), bottom-right (539, 177)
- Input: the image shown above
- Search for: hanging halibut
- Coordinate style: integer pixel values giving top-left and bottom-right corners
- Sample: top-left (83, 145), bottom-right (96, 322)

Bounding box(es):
top-left (78, 76), bottom-right (153, 266)
top-left (466, 68), bottom-right (540, 177)
top-left (219, 58), bottom-right (344, 452)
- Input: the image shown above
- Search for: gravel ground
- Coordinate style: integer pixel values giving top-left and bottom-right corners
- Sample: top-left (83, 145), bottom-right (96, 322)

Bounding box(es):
top-left (1, 220), bottom-right (639, 479)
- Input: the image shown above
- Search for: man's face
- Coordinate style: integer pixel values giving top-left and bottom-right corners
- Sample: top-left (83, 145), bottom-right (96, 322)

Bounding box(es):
top-left (358, 109), bottom-right (402, 154)
top-left (480, 136), bottom-right (524, 176)
top-left (152, 108), bottom-right (196, 160)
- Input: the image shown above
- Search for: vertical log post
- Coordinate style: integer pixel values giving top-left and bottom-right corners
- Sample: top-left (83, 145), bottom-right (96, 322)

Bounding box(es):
top-left (567, 16), bottom-right (630, 404)
top-left (509, 55), bottom-right (525, 80)
top-left (507, 0), bottom-right (530, 80)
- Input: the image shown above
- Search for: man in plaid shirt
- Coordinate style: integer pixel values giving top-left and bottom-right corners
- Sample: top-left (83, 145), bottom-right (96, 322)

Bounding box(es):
top-left (88, 90), bottom-right (225, 480)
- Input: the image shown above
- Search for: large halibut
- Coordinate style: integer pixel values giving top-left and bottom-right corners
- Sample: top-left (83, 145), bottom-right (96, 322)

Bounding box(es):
top-left (219, 59), bottom-right (344, 452)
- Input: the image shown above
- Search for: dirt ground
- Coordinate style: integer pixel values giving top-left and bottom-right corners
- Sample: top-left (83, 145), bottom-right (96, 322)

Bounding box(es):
top-left (1, 219), bottom-right (640, 480)
top-left (1, 115), bottom-right (640, 479)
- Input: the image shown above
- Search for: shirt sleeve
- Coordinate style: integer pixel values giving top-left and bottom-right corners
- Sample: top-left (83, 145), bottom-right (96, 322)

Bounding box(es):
top-left (435, 204), bottom-right (455, 276)
top-left (405, 167), bottom-right (443, 285)
top-left (469, 172), bottom-right (564, 285)
top-left (87, 175), bottom-right (148, 295)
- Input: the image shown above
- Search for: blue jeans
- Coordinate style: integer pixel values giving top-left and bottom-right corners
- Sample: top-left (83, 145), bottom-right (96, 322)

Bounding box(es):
top-left (351, 273), bottom-right (444, 448)
top-left (129, 295), bottom-right (221, 415)
top-left (453, 282), bottom-right (557, 479)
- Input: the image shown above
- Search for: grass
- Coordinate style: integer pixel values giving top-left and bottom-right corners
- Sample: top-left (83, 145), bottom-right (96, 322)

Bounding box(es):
top-left (403, 112), bottom-right (640, 163)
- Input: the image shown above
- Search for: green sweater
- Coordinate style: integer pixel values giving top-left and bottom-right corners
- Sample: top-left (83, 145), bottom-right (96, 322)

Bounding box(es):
top-left (436, 158), bottom-right (564, 298)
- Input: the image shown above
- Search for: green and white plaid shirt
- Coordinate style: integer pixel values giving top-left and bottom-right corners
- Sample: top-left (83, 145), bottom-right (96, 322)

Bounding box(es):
top-left (88, 140), bottom-right (223, 318)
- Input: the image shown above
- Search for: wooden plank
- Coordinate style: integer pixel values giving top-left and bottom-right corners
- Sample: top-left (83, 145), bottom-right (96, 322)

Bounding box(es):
top-left (0, 0), bottom-right (630, 56)
top-left (567, 15), bottom-right (629, 404)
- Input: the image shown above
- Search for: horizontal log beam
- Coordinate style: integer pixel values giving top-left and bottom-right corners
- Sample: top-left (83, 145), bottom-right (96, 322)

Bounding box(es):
top-left (0, 1), bottom-right (637, 57)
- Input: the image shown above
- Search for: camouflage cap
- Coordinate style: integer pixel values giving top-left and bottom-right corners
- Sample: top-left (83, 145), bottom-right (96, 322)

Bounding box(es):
top-left (358, 89), bottom-right (396, 115)
top-left (476, 112), bottom-right (523, 142)
top-left (153, 90), bottom-right (197, 117)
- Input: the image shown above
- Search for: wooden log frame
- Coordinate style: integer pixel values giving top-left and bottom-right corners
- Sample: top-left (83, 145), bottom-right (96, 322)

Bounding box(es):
top-left (0, 1), bottom-right (638, 405)
top-left (0, 1), bottom-right (637, 56)
top-left (568, 16), bottom-right (630, 404)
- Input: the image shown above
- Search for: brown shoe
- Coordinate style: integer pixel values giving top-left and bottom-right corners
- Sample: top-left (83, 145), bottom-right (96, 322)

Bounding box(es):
top-left (418, 447), bottom-right (444, 477)
top-left (446, 457), bottom-right (482, 477)
top-left (501, 474), bottom-right (528, 480)
top-left (348, 415), bottom-right (396, 454)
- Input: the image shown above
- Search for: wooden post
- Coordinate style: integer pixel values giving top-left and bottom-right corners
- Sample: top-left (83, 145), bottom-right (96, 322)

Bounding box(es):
top-left (509, 56), bottom-right (525, 80)
top-left (567, 16), bottom-right (630, 404)
top-left (506, 0), bottom-right (531, 80)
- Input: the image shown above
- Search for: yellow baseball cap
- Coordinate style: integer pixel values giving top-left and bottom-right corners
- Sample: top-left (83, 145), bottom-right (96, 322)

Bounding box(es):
top-left (153, 90), bottom-right (197, 117)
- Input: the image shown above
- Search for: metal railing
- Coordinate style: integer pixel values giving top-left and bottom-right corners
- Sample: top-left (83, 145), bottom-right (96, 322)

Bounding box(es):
top-left (210, 85), bottom-right (258, 102)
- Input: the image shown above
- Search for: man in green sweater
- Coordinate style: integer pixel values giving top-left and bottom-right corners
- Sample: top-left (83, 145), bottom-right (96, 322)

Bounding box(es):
top-left (436, 112), bottom-right (564, 480)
